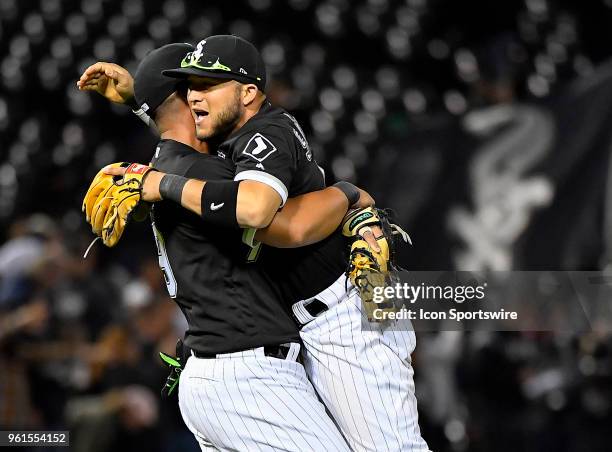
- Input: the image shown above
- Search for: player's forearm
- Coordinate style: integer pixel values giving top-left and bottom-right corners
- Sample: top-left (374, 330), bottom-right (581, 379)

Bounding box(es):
top-left (255, 187), bottom-right (350, 248)
top-left (179, 179), bottom-right (206, 216)
top-left (155, 175), bottom-right (279, 229)
top-left (139, 171), bottom-right (206, 217)
top-left (235, 180), bottom-right (281, 229)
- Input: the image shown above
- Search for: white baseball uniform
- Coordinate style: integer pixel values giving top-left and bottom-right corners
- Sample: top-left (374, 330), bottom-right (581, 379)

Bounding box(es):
top-left (178, 344), bottom-right (352, 451)
top-left (294, 274), bottom-right (430, 452)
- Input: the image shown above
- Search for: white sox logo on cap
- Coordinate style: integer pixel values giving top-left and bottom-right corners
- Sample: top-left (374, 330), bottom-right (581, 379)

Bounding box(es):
top-left (192, 40), bottom-right (206, 62)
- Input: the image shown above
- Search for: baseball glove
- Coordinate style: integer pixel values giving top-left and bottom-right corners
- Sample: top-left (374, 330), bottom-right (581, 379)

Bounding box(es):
top-left (342, 207), bottom-right (411, 321)
top-left (82, 162), bottom-right (154, 247)
top-left (82, 162), bottom-right (127, 233)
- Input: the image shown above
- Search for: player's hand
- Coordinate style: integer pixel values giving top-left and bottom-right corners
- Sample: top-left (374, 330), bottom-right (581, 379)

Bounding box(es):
top-left (76, 62), bottom-right (135, 105)
top-left (354, 188), bottom-right (375, 209)
top-left (103, 164), bottom-right (164, 202)
top-left (341, 207), bottom-right (412, 321)
top-left (359, 225), bottom-right (383, 252)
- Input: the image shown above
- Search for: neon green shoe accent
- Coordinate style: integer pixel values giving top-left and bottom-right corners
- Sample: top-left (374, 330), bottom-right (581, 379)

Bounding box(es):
top-left (159, 352), bottom-right (181, 368)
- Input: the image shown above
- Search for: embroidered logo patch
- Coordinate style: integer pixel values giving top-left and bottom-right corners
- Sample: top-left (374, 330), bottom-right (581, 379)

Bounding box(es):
top-left (242, 133), bottom-right (277, 162)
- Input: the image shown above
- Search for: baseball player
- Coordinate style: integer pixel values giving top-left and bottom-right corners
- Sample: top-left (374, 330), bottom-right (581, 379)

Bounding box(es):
top-left (81, 36), bottom-right (430, 451)
top-left (81, 43), bottom-right (370, 451)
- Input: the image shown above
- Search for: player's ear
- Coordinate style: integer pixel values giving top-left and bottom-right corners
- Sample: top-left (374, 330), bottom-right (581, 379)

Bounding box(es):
top-left (241, 83), bottom-right (258, 106)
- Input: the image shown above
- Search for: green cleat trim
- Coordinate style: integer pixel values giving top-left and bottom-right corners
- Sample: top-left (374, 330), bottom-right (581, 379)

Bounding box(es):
top-left (159, 352), bottom-right (181, 368)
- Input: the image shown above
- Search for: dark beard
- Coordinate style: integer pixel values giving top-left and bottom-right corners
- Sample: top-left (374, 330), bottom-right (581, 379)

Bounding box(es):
top-left (203, 90), bottom-right (242, 147)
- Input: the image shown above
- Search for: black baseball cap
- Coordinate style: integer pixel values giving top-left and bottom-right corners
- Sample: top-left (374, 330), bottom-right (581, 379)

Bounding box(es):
top-left (162, 35), bottom-right (266, 92)
top-left (133, 42), bottom-right (194, 114)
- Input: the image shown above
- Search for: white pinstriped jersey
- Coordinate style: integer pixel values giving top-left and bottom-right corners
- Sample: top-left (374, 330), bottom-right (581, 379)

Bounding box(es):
top-left (179, 345), bottom-right (351, 451)
top-left (298, 275), bottom-right (431, 451)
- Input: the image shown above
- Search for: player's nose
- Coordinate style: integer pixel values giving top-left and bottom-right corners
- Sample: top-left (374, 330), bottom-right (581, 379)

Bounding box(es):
top-left (187, 88), bottom-right (204, 105)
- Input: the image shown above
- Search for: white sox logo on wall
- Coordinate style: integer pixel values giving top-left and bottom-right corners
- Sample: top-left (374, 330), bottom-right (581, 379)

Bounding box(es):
top-left (242, 133), bottom-right (277, 162)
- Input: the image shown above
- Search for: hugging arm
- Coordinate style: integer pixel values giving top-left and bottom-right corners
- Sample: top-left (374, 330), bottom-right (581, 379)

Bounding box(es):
top-left (255, 185), bottom-right (374, 248)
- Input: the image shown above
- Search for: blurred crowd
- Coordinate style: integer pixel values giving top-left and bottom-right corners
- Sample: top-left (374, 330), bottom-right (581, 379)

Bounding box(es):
top-left (2, 0), bottom-right (612, 451)
top-left (3, 0), bottom-right (612, 222)
top-left (0, 215), bottom-right (197, 451)
top-left (2, 215), bottom-right (611, 452)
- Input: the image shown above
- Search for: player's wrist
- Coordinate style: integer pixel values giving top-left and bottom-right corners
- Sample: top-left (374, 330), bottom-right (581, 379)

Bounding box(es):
top-left (332, 181), bottom-right (360, 207)
top-left (158, 173), bottom-right (188, 204)
top-left (141, 170), bottom-right (164, 202)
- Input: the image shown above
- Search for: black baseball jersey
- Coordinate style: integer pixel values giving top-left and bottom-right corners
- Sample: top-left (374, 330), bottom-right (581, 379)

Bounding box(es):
top-left (216, 101), bottom-right (347, 302)
top-left (150, 139), bottom-right (300, 355)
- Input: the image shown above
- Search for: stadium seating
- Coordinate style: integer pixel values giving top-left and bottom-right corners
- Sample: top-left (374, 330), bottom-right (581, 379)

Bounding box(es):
top-left (0, 0), bottom-right (610, 224)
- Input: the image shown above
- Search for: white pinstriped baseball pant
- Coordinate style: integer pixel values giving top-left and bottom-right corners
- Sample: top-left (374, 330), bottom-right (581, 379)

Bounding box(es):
top-left (296, 274), bottom-right (431, 452)
top-left (178, 344), bottom-right (351, 451)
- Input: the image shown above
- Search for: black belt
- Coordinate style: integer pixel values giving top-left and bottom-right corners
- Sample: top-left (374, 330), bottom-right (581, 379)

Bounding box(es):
top-left (304, 298), bottom-right (329, 317)
top-left (292, 298), bottom-right (329, 326)
top-left (191, 344), bottom-right (293, 360)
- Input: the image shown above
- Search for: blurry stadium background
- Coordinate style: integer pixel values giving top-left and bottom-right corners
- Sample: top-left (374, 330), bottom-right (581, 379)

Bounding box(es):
top-left (1, 0), bottom-right (612, 451)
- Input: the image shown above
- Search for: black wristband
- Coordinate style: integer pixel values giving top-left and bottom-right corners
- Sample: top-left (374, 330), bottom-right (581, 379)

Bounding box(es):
top-left (159, 174), bottom-right (189, 204)
top-left (201, 180), bottom-right (241, 229)
top-left (333, 181), bottom-right (360, 206)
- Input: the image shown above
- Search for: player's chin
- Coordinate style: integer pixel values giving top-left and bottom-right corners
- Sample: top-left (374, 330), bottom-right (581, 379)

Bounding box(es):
top-left (195, 127), bottom-right (210, 141)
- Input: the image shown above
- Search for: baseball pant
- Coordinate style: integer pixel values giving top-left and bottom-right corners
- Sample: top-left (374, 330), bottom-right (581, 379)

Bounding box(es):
top-left (295, 275), bottom-right (430, 452)
top-left (178, 344), bottom-right (351, 451)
